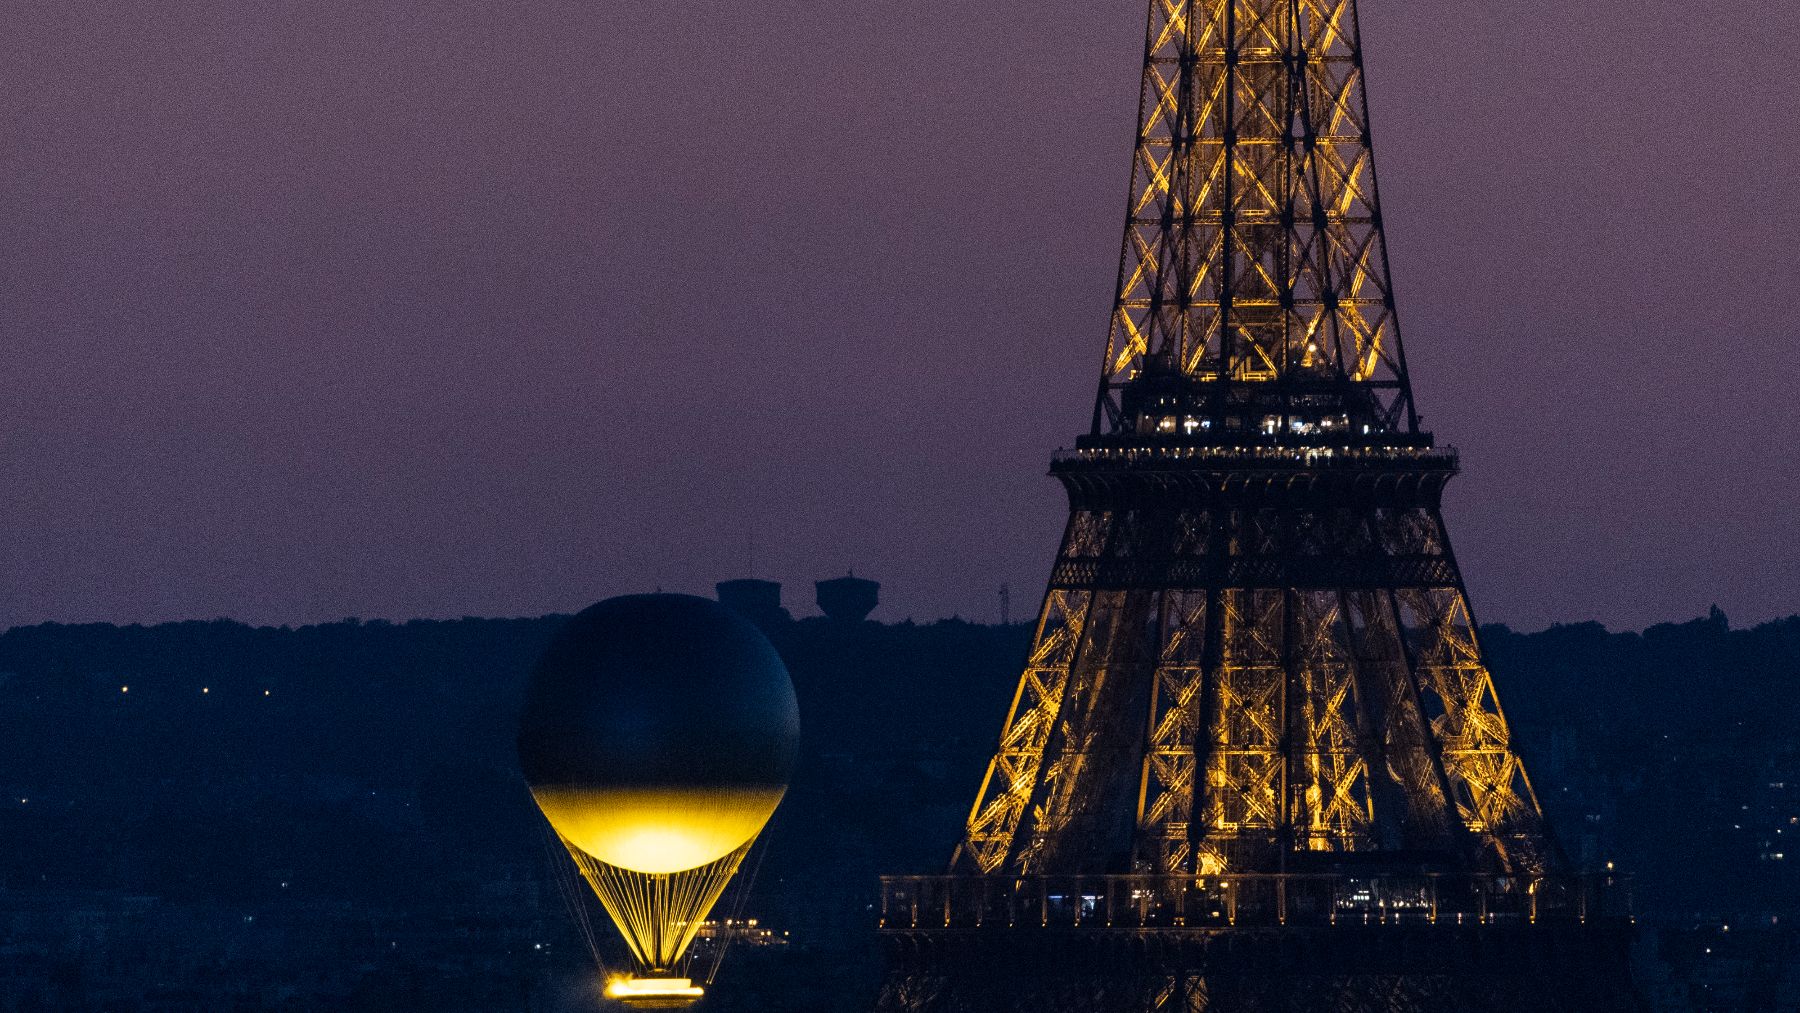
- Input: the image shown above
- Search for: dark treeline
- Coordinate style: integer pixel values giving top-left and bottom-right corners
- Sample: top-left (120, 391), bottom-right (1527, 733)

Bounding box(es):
top-left (0, 615), bottom-right (1028, 937)
top-left (1482, 608), bottom-right (1800, 918)
top-left (0, 607), bottom-right (1797, 1007)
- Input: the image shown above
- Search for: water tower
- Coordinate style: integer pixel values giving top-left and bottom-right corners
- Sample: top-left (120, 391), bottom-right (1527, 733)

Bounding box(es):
top-left (815, 574), bottom-right (878, 623)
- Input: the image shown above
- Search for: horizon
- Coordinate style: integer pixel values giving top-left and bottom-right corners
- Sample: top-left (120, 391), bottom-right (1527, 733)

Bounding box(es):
top-left (0, 594), bottom-right (1762, 640)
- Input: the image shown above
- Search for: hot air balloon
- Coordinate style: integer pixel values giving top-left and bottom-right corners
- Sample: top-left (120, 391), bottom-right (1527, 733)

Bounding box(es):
top-left (518, 594), bottom-right (799, 1007)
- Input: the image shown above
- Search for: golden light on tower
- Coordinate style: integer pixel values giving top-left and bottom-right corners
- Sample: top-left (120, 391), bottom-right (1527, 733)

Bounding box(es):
top-left (861, 0), bottom-right (1632, 1008)
top-left (946, 0), bottom-right (1549, 884)
top-left (518, 594), bottom-right (800, 1007)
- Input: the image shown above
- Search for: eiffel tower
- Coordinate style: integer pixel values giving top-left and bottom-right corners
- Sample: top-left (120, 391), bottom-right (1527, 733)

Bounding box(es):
top-left (875, 2), bottom-right (1640, 1010)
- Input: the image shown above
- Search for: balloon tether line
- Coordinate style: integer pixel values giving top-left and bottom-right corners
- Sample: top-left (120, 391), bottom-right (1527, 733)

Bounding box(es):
top-left (704, 822), bottom-right (775, 987)
top-left (541, 826), bottom-right (606, 973)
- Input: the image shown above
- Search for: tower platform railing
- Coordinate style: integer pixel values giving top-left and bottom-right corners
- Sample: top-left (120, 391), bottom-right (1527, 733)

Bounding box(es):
top-left (1050, 444), bottom-right (1459, 468)
top-left (879, 872), bottom-right (1628, 932)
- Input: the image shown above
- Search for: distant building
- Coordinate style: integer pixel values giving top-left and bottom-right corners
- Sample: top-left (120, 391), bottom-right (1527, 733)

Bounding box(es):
top-left (815, 574), bottom-right (879, 623)
top-left (715, 579), bottom-right (790, 629)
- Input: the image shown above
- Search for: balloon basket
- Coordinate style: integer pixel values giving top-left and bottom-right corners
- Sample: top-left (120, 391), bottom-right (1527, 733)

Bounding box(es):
top-left (604, 975), bottom-right (705, 1009)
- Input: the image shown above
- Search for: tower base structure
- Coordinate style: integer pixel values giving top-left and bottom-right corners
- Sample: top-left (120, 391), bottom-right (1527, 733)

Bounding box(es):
top-left (875, 923), bottom-right (1641, 1013)
top-left (873, 874), bottom-right (1642, 1013)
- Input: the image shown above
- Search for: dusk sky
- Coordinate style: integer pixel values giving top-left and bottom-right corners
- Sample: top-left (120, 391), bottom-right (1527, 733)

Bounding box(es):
top-left (3, 0), bottom-right (1796, 632)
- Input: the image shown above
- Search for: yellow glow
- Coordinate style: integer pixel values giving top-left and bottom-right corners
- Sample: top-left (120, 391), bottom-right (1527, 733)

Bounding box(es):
top-left (532, 784), bottom-right (786, 874)
top-left (605, 976), bottom-right (704, 1003)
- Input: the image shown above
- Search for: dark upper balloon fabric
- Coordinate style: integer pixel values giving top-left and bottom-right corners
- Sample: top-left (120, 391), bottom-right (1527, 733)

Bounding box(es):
top-left (517, 594), bottom-right (800, 794)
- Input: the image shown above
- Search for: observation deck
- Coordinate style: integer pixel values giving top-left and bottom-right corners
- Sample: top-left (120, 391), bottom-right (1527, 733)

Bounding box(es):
top-left (1049, 441), bottom-right (1461, 511)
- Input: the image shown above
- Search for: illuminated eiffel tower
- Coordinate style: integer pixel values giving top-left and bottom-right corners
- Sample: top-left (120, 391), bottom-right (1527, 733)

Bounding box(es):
top-left (874, 1), bottom-right (1640, 1010)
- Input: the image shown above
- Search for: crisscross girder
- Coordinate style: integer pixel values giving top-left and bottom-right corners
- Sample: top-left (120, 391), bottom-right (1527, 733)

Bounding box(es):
top-left (1096, 0), bottom-right (1418, 435)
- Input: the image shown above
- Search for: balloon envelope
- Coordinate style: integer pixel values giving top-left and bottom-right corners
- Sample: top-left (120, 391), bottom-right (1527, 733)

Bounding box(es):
top-left (517, 594), bottom-right (800, 875)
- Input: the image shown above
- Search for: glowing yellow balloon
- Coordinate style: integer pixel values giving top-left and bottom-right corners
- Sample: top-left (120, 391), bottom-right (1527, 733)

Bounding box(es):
top-left (529, 784), bottom-right (788, 875)
top-left (517, 594), bottom-right (800, 987)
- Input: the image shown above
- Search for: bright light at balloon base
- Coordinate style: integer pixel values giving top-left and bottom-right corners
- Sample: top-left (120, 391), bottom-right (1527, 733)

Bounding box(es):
top-left (604, 976), bottom-right (704, 1008)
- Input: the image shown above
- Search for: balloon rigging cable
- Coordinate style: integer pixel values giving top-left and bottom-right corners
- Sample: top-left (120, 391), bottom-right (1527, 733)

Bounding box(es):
top-left (564, 838), bottom-right (752, 972)
top-left (541, 824), bottom-right (607, 973)
top-left (700, 818), bottom-right (776, 987)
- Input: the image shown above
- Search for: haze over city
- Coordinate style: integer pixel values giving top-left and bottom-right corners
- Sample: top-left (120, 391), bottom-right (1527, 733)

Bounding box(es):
top-left (4, 0), bottom-right (1796, 631)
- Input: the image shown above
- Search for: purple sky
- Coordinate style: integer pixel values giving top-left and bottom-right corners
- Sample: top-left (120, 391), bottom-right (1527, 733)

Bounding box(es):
top-left (3, 1), bottom-right (1797, 632)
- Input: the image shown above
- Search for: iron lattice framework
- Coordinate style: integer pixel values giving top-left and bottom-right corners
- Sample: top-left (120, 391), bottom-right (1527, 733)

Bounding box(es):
top-left (1094, 0), bottom-right (1417, 441)
top-left (946, 0), bottom-right (1552, 884)
top-left (875, 2), bottom-right (1630, 1010)
top-left (951, 478), bottom-right (1552, 879)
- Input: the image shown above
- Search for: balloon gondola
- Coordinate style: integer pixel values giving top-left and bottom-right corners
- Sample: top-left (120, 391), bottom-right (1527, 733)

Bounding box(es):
top-left (517, 594), bottom-right (800, 1007)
